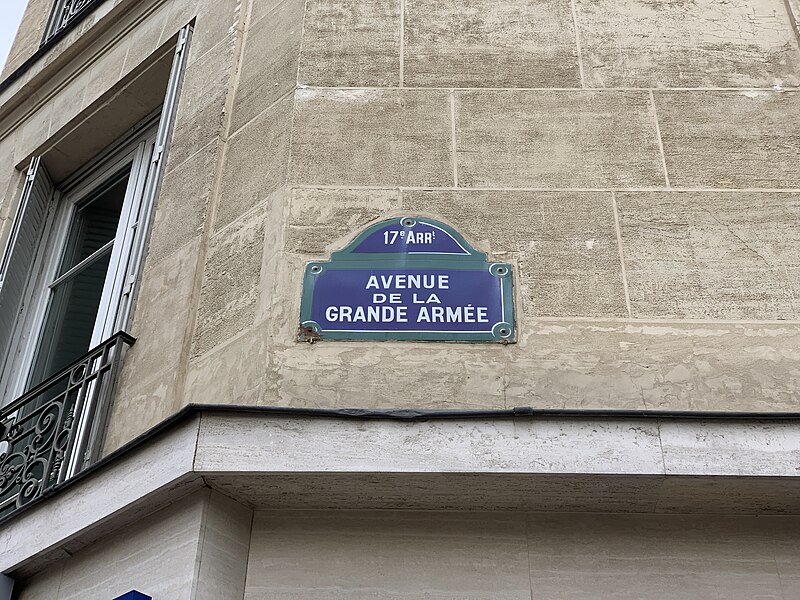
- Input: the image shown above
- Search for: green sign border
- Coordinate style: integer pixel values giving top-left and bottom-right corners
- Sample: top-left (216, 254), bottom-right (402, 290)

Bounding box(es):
top-left (299, 217), bottom-right (516, 343)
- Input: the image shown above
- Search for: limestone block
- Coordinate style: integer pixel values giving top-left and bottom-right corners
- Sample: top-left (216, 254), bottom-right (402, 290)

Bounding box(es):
top-left (168, 99), bottom-right (225, 171)
top-left (254, 187), bottom-right (290, 325)
top-left (19, 102), bottom-right (53, 158)
top-left (404, 0), bottom-right (579, 87)
top-left (194, 492), bottom-right (253, 600)
top-left (206, 471), bottom-right (800, 514)
top-left (0, 132), bottom-right (17, 169)
top-left (81, 38), bottom-right (130, 111)
top-left (167, 31), bottom-right (232, 168)
top-left (15, 565), bottom-right (63, 600)
top-left (184, 321), bottom-right (269, 406)
top-left (526, 514), bottom-right (788, 599)
top-left (789, 0), bottom-right (800, 33)
top-left (231, 0), bottom-right (303, 134)
top-left (285, 187), bottom-right (401, 255)
top-left (205, 472), bottom-right (668, 512)
top-left (773, 527), bottom-right (800, 600)
top-left (777, 563), bottom-right (800, 599)
top-left (47, 84), bottom-right (167, 182)
top-left (195, 415), bottom-right (664, 475)
top-left (55, 494), bottom-right (205, 600)
top-left (290, 88), bottom-right (452, 186)
top-left (0, 159), bottom-right (20, 251)
top-left (617, 192), bottom-right (800, 319)
top-left (121, 2), bottom-right (169, 77)
top-left (268, 341), bottom-right (508, 409)
top-left (147, 140), bottom-right (221, 266)
top-left (1, 0), bottom-right (50, 78)
top-left (506, 321), bottom-right (800, 411)
top-left (0, 70), bottom-right (26, 102)
top-left (298, 0), bottom-right (400, 87)
top-left (660, 421), bottom-right (800, 476)
top-left (575, 0), bottom-right (800, 88)
top-left (456, 90), bottom-right (664, 188)
top-left (49, 67), bottom-right (92, 137)
top-left (402, 190), bottom-right (627, 317)
top-left (105, 239), bottom-right (201, 450)
top-left (215, 94), bottom-right (293, 230)
top-left (656, 477), bottom-right (800, 514)
top-left (176, 33), bottom-right (236, 128)
top-left (655, 91), bottom-right (800, 188)
top-left (127, 237), bottom-right (198, 379)
top-left (251, 0), bottom-right (294, 24)
top-left (41, 25), bottom-right (88, 71)
top-left (0, 417), bottom-right (201, 571)
top-left (245, 511), bottom-right (532, 599)
top-left (747, 520), bottom-right (800, 594)
top-left (192, 0), bottom-right (242, 60)
top-left (193, 207), bottom-right (267, 357)
top-left (161, 0), bottom-right (201, 47)
top-left (103, 368), bottom-right (181, 453)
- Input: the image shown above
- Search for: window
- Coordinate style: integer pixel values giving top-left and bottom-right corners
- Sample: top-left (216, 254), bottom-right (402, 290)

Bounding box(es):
top-left (0, 26), bottom-right (191, 405)
top-left (10, 127), bottom-right (157, 398)
top-left (28, 162), bottom-right (134, 386)
top-left (43, 0), bottom-right (96, 44)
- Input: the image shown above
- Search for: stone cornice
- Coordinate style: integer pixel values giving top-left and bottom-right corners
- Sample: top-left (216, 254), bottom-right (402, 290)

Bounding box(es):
top-left (1, 406), bottom-right (799, 576)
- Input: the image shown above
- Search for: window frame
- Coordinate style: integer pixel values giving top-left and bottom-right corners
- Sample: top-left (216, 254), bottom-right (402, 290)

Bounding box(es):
top-left (2, 121), bottom-right (158, 401)
top-left (42, 0), bottom-right (99, 45)
top-left (26, 124), bottom-right (157, 395)
top-left (0, 24), bottom-right (192, 408)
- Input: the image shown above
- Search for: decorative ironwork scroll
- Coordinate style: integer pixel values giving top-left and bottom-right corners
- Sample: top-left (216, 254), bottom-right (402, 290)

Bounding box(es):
top-left (0, 331), bottom-right (134, 520)
top-left (44, 0), bottom-right (95, 43)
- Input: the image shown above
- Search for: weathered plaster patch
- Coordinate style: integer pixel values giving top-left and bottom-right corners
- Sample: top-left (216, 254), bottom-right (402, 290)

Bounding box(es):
top-left (295, 87), bottom-right (385, 103)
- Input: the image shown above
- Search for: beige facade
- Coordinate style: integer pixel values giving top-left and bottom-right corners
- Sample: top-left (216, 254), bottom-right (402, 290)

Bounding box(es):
top-left (0, 412), bottom-right (799, 597)
top-left (1, 0), bottom-right (800, 596)
top-left (17, 501), bottom-right (800, 599)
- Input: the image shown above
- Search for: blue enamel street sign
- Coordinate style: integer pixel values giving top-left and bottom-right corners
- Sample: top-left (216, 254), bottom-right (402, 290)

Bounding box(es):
top-left (299, 217), bottom-right (515, 342)
top-left (113, 592), bottom-right (151, 600)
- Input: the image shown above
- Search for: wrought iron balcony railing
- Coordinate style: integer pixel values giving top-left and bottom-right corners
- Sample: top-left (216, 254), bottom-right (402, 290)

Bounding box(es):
top-left (0, 331), bottom-right (135, 520)
top-left (44, 0), bottom-right (97, 44)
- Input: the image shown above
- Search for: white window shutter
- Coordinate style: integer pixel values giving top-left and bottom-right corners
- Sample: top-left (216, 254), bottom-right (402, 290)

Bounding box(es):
top-left (115, 24), bottom-right (192, 331)
top-left (0, 158), bottom-right (54, 380)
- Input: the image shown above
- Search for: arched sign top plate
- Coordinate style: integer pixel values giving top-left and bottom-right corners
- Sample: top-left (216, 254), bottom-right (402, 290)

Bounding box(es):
top-left (300, 217), bottom-right (515, 343)
top-left (334, 217), bottom-right (484, 260)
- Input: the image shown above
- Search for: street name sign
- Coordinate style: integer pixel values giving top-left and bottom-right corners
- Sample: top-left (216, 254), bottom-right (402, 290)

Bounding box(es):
top-left (299, 217), bottom-right (515, 342)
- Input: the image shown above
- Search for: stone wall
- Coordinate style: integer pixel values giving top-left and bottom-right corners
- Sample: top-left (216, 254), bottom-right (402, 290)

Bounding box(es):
top-left (13, 487), bottom-right (800, 598)
top-left (16, 490), bottom-right (251, 600)
top-left (244, 510), bottom-right (800, 599)
top-left (179, 0), bottom-right (800, 422)
top-left (0, 0), bottom-right (248, 452)
top-left (1, 0), bottom-right (800, 454)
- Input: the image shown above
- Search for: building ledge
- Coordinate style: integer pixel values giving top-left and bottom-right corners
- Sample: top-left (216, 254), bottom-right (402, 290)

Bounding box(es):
top-left (1, 405), bottom-right (799, 575)
top-left (0, 0), bottom-right (166, 122)
top-left (0, 0), bottom-right (107, 94)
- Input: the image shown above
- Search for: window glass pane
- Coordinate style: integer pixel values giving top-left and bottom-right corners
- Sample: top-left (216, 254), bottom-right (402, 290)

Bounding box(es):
top-left (28, 170), bottom-right (130, 386)
top-left (58, 172), bottom-right (128, 275)
top-left (30, 251), bottom-right (112, 384)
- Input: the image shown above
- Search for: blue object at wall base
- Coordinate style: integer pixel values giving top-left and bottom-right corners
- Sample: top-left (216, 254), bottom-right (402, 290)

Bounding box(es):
top-left (0, 574), bottom-right (13, 600)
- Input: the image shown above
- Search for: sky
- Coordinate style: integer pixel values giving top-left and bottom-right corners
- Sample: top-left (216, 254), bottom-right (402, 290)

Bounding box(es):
top-left (1, 0), bottom-right (29, 70)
